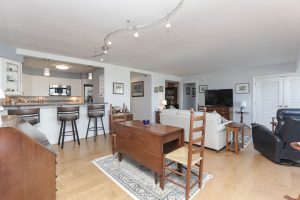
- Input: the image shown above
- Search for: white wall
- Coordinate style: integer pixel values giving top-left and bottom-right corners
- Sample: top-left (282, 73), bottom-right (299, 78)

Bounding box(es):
top-left (181, 62), bottom-right (297, 124)
top-left (130, 73), bottom-right (151, 120)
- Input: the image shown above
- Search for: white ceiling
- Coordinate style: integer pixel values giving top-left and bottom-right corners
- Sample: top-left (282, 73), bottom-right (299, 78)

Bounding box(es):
top-left (1, 0), bottom-right (300, 76)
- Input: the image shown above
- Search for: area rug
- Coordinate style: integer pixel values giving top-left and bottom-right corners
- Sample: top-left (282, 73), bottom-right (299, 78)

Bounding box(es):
top-left (239, 135), bottom-right (252, 150)
top-left (92, 154), bottom-right (213, 200)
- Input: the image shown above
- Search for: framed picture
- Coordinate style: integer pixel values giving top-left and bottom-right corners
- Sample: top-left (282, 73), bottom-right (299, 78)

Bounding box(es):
top-left (131, 81), bottom-right (144, 97)
top-left (235, 83), bottom-right (250, 94)
top-left (113, 82), bottom-right (124, 94)
top-left (186, 87), bottom-right (190, 95)
top-left (159, 86), bottom-right (164, 92)
top-left (192, 88), bottom-right (196, 97)
top-left (154, 87), bottom-right (159, 93)
top-left (199, 85), bottom-right (207, 93)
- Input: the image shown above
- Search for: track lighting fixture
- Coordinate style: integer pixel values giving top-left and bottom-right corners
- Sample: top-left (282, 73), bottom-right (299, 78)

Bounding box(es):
top-left (93, 0), bottom-right (186, 59)
top-left (134, 31), bottom-right (139, 38)
top-left (165, 20), bottom-right (171, 28)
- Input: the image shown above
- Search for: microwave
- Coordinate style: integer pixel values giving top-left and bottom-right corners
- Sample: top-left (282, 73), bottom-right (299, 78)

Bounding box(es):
top-left (49, 85), bottom-right (71, 96)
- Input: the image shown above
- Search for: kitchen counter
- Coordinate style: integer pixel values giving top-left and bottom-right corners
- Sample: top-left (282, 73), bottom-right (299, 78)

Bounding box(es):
top-left (1, 103), bottom-right (110, 144)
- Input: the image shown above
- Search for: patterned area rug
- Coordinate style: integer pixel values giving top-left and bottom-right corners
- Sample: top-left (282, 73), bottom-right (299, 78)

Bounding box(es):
top-left (92, 155), bottom-right (213, 200)
top-left (239, 135), bottom-right (252, 150)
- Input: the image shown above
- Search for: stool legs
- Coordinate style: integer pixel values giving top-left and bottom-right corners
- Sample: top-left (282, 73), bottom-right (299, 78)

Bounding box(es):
top-left (85, 118), bottom-right (91, 139)
top-left (86, 116), bottom-right (106, 141)
top-left (100, 116), bottom-right (106, 138)
top-left (59, 120), bottom-right (80, 149)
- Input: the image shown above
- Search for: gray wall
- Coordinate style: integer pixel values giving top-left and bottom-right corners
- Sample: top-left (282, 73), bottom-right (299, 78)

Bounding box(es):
top-left (92, 68), bottom-right (104, 103)
top-left (181, 61), bottom-right (297, 124)
top-left (23, 67), bottom-right (82, 79)
top-left (0, 42), bottom-right (23, 62)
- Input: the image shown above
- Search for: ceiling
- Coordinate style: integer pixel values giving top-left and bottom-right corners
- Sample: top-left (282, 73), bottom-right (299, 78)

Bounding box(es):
top-left (23, 56), bottom-right (92, 73)
top-left (1, 0), bottom-right (300, 76)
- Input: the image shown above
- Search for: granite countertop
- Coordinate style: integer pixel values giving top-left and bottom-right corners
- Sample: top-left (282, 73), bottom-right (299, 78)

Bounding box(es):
top-left (2, 102), bottom-right (109, 108)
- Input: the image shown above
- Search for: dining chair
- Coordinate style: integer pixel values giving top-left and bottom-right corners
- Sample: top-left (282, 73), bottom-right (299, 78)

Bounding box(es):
top-left (110, 103), bottom-right (126, 154)
top-left (162, 107), bottom-right (206, 200)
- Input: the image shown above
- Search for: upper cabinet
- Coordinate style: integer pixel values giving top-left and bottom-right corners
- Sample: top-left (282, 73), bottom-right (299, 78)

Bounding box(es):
top-left (0, 57), bottom-right (22, 96)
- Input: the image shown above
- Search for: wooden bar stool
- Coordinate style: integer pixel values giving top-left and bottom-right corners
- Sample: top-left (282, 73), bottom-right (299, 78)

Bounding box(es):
top-left (57, 106), bottom-right (80, 149)
top-left (7, 108), bottom-right (40, 126)
top-left (85, 104), bottom-right (106, 141)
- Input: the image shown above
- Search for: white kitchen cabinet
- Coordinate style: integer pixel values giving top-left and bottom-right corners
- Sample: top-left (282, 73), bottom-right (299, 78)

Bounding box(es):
top-left (0, 57), bottom-right (22, 96)
top-left (33, 76), bottom-right (50, 96)
top-left (70, 79), bottom-right (81, 96)
top-left (22, 74), bottom-right (33, 96)
top-left (253, 74), bottom-right (300, 128)
top-left (49, 77), bottom-right (70, 86)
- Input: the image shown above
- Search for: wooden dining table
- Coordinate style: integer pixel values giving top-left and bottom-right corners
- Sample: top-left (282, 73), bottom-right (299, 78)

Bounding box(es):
top-left (115, 120), bottom-right (184, 189)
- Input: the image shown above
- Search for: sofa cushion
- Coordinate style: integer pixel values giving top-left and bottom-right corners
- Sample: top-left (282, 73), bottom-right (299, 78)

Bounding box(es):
top-left (161, 109), bottom-right (177, 115)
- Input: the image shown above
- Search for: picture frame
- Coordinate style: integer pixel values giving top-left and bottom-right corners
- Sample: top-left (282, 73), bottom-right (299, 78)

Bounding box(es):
top-left (154, 87), bottom-right (159, 93)
top-left (113, 82), bottom-right (124, 94)
top-left (199, 85), bottom-right (207, 93)
top-left (186, 87), bottom-right (190, 95)
top-left (159, 86), bottom-right (164, 92)
top-left (235, 83), bottom-right (250, 94)
top-left (192, 88), bottom-right (196, 97)
top-left (131, 81), bottom-right (144, 97)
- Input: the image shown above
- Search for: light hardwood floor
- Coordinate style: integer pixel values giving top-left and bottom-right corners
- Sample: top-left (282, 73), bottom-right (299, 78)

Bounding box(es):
top-left (54, 134), bottom-right (300, 200)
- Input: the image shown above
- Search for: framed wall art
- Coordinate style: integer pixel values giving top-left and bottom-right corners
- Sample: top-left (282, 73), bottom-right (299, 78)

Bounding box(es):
top-left (186, 87), bottom-right (190, 95)
top-left (235, 83), bottom-right (250, 94)
top-left (131, 81), bottom-right (144, 97)
top-left (113, 82), bottom-right (124, 94)
top-left (192, 88), bottom-right (196, 97)
top-left (199, 85), bottom-right (207, 93)
top-left (159, 86), bottom-right (164, 92)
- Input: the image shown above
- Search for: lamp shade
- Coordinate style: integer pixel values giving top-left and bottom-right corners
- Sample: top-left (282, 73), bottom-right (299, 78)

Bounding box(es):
top-left (240, 101), bottom-right (247, 107)
top-left (161, 100), bottom-right (167, 106)
top-left (0, 89), bottom-right (5, 99)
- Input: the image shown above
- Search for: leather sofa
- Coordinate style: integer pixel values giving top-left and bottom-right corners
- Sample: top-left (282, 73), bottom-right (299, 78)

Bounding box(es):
top-left (160, 109), bottom-right (231, 151)
top-left (251, 108), bottom-right (300, 164)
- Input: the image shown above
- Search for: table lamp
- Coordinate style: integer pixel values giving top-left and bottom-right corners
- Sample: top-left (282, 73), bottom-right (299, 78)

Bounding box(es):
top-left (240, 100), bottom-right (246, 112)
top-left (162, 99), bottom-right (167, 109)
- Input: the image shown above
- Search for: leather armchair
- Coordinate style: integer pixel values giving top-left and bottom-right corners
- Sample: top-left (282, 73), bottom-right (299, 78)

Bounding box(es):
top-left (251, 108), bottom-right (300, 164)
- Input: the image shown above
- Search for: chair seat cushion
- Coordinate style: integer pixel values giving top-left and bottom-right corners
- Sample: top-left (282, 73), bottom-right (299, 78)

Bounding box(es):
top-left (165, 147), bottom-right (202, 166)
top-left (24, 118), bottom-right (39, 125)
top-left (58, 115), bottom-right (78, 121)
top-left (88, 112), bottom-right (104, 118)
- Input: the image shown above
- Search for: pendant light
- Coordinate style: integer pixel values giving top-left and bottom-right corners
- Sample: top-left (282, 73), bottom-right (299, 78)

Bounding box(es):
top-left (44, 68), bottom-right (50, 76)
top-left (88, 67), bottom-right (92, 80)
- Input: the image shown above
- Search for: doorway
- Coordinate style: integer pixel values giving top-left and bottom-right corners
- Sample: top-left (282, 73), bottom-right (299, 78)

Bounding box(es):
top-left (165, 80), bottom-right (179, 109)
top-left (183, 82), bottom-right (196, 110)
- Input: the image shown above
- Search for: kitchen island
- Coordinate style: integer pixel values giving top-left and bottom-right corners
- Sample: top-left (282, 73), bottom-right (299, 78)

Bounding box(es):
top-left (1, 103), bottom-right (109, 144)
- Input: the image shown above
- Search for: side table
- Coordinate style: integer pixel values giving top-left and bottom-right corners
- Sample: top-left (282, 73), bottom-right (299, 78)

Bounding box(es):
top-left (225, 122), bottom-right (245, 154)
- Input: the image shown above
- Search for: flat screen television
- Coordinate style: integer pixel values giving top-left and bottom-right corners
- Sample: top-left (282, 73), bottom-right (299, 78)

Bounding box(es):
top-left (205, 89), bottom-right (233, 106)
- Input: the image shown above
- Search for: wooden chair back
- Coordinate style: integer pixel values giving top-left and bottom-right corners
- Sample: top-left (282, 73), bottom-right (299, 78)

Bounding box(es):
top-left (7, 108), bottom-right (40, 124)
top-left (188, 107), bottom-right (206, 164)
top-left (110, 103), bottom-right (126, 133)
top-left (88, 104), bottom-right (105, 116)
top-left (57, 106), bottom-right (79, 120)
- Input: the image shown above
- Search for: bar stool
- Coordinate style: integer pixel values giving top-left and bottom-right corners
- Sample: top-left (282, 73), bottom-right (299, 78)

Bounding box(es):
top-left (85, 104), bottom-right (106, 141)
top-left (57, 106), bottom-right (80, 149)
top-left (7, 108), bottom-right (40, 126)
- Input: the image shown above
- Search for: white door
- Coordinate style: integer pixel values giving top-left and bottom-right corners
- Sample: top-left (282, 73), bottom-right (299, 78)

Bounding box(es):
top-left (253, 77), bottom-right (284, 128)
top-left (284, 75), bottom-right (300, 108)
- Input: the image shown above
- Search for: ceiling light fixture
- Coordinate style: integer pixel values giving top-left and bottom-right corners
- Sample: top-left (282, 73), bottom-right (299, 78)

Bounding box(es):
top-left (56, 65), bottom-right (69, 70)
top-left (100, 58), bottom-right (104, 62)
top-left (165, 20), bottom-right (171, 28)
top-left (88, 67), bottom-right (93, 80)
top-left (44, 68), bottom-right (50, 76)
top-left (93, 0), bottom-right (186, 59)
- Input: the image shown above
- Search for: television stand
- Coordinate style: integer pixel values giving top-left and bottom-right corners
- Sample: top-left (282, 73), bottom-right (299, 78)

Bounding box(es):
top-left (206, 105), bottom-right (233, 120)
